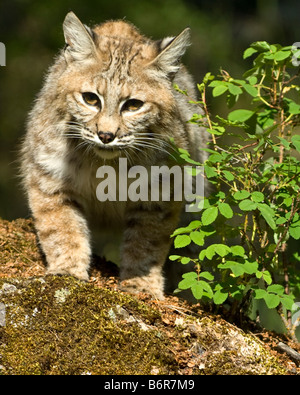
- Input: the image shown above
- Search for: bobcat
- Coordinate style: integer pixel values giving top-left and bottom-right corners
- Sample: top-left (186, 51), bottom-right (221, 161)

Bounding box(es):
top-left (21, 12), bottom-right (207, 299)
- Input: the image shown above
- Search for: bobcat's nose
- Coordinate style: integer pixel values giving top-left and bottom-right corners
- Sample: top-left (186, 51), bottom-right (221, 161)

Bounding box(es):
top-left (98, 131), bottom-right (115, 144)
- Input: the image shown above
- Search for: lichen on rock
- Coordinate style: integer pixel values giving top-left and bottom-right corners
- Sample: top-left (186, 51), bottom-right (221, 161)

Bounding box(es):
top-left (0, 276), bottom-right (176, 375)
top-left (0, 274), bottom-right (288, 375)
top-left (0, 217), bottom-right (293, 375)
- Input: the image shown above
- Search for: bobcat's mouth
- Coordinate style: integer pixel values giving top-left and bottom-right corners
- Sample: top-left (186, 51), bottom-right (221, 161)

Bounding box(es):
top-left (93, 132), bottom-right (135, 158)
top-left (93, 144), bottom-right (121, 159)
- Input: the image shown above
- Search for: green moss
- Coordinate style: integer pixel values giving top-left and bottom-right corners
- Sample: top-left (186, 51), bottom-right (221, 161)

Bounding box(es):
top-left (0, 276), bottom-right (176, 375)
top-left (0, 217), bottom-right (290, 375)
top-left (0, 274), bottom-right (288, 375)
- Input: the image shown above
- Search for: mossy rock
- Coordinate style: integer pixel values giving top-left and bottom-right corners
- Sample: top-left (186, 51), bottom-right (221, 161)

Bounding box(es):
top-left (0, 276), bottom-right (176, 375)
top-left (0, 216), bottom-right (291, 375)
top-left (0, 275), bottom-right (288, 375)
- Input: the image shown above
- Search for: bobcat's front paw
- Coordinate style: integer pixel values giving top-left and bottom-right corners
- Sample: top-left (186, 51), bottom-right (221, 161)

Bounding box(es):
top-left (46, 266), bottom-right (89, 282)
top-left (120, 278), bottom-right (164, 300)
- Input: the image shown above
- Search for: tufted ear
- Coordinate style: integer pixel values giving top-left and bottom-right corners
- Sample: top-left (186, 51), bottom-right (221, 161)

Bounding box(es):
top-left (63, 11), bottom-right (96, 62)
top-left (152, 28), bottom-right (191, 75)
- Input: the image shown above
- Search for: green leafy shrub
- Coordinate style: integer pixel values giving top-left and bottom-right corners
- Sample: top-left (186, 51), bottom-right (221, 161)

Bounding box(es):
top-left (171, 42), bottom-right (300, 336)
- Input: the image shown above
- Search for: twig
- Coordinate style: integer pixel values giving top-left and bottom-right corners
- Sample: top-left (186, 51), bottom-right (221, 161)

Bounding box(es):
top-left (276, 342), bottom-right (300, 365)
top-left (235, 141), bottom-right (259, 152)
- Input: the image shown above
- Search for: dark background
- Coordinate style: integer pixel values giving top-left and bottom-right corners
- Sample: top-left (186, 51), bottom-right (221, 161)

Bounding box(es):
top-left (1, 0), bottom-right (300, 220)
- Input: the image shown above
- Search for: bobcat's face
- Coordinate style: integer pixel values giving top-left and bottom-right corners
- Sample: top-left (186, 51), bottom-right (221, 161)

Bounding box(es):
top-left (65, 66), bottom-right (164, 160)
top-left (57, 16), bottom-right (190, 160)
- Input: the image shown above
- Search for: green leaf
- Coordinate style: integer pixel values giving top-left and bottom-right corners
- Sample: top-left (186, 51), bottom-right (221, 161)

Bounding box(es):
top-left (264, 293), bottom-right (280, 309)
top-left (206, 128), bottom-right (224, 136)
top-left (218, 261), bottom-right (245, 276)
top-left (262, 271), bottom-right (272, 285)
top-left (239, 199), bottom-right (257, 211)
top-left (180, 153), bottom-right (202, 165)
top-left (248, 76), bottom-right (258, 85)
top-left (216, 191), bottom-right (226, 199)
top-left (188, 220), bottom-right (202, 230)
top-left (243, 84), bottom-right (258, 97)
top-left (190, 231), bottom-right (205, 246)
top-left (243, 260), bottom-right (259, 275)
top-left (274, 50), bottom-right (290, 61)
top-left (243, 47), bottom-right (258, 59)
top-left (178, 272), bottom-right (197, 290)
top-left (174, 235), bottom-right (191, 249)
top-left (177, 147), bottom-right (189, 155)
top-left (204, 164), bottom-right (218, 179)
top-left (171, 221), bottom-right (202, 236)
top-left (251, 191), bottom-right (264, 202)
top-left (229, 264), bottom-right (245, 277)
top-left (276, 217), bottom-right (287, 225)
top-left (222, 170), bottom-right (235, 181)
top-left (181, 257), bottom-right (191, 265)
top-left (191, 282), bottom-right (203, 299)
top-left (208, 153), bottom-right (223, 163)
top-left (277, 136), bottom-right (290, 150)
top-left (213, 290), bottom-right (229, 304)
top-left (203, 72), bottom-right (215, 84)
top-left (289, 222), bottom-right (300, 240)
top-left (233, 190), bottom-right (251, 200)
top-left (205, 245), bottom-right (216, 260)
top-left (169, 255), bottom-right (181, 261)
top-left (228, 83), bottom-right (243, 96)
top-left (257, 203), bottom-right (276, 230)
top-left (171, 220), bottom-right (202, 236)
top-left (291, 135), bottom-right (300, 152)
top-left (201, 206), bottom-right (218, 226)
top-left (228, 109), bottom-right (255, 123)
top-left (199, 249), bottom-right (206, 261)
top-left (214, 244), bottom-right (231, 257)
top-left (199, 271), bottom-right (214, 281)
top-left (288, 101), bottom-right (300, 115)
top-left (218, 202), bottom-right (234, 219)
top-left (267, 284), bottom-right (285, 295)
top-left (230, 245), bottom-right (245, 257)
top-left (212, 85), bottom-right (228, 97)
top-left (280, 295), bottom-right (294, 310)
top-left (199, 281), bottom-right (214, 298)
top-left (219, 203), bottom-right (233, 218)
top-left (251, 41), bottom-right (271, 52)
top-left (254, 289), bottom-right (267, 299)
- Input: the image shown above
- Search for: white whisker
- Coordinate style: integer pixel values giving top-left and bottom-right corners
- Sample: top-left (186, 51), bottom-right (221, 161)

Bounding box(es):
top-left (59, 120), bottom-right (179, 162)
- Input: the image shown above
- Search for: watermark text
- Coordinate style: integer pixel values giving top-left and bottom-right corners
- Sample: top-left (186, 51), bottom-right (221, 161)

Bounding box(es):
top-left (292, 42), bottom-right (300, 67)
top-left (96, 158), bottom-right (204, 212)
top-left (0, 42), bottom-right (6, 66)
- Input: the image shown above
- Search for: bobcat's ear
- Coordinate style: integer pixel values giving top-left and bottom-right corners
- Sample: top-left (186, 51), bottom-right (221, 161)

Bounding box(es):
top-left (152, 28), bottom-right (191, 76)
top-left (63, 11), bottom-right (96, 62)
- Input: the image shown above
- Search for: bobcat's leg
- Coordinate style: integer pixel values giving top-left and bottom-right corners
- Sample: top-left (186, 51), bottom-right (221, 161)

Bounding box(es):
top-left (28, 182), bottom-right (91, 281)
top-left (120, 201), bottom-right (181, 299)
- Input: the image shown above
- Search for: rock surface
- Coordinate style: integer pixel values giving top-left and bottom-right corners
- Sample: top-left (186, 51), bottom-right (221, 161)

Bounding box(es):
top-left (0, 217), bottom-right (298, 375)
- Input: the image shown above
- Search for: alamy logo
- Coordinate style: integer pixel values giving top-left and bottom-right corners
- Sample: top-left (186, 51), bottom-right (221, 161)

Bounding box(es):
top-left (0, 42), bottom-right (6, 66)
top-left (291, 42), bottom-right (300, 67)
top-left (95, 158), bottom-right (204, 212)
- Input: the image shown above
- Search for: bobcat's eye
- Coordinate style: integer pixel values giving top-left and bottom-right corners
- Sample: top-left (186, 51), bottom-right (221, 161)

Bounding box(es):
top-left (82, 92), bottom-right (101, 108)
top-left (121, 99), bottom-right (144, 112)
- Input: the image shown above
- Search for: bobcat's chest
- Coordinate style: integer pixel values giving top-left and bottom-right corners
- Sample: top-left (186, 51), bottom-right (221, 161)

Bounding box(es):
top-left (67, 157), bottom-right (127, 225)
